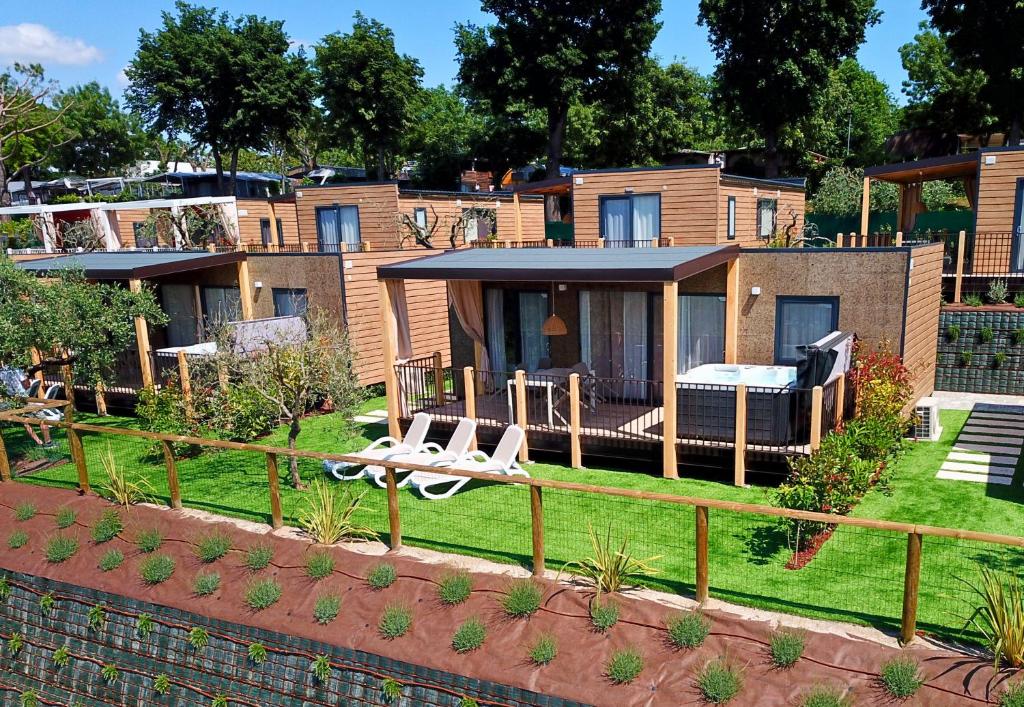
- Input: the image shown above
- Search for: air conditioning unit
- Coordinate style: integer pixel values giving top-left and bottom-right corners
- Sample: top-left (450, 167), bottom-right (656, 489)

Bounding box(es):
top-left (912, 397), bottom-right (942, 442)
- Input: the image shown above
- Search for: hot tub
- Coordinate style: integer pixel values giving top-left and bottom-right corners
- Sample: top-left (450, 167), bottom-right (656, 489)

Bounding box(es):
top-left (676, 364), bottom-right (796, 388)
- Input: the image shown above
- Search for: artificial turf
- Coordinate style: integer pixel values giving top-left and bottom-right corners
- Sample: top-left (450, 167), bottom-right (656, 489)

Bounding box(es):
top-left (4, 402), bottom-right (1021, 641)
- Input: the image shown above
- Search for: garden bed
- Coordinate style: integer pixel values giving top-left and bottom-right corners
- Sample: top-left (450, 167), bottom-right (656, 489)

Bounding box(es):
top-left (0, 484), bottom-right (1013, 706)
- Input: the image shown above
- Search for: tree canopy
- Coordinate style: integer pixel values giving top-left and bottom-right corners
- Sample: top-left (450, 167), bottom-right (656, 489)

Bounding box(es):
top-left (53, 83), bottom-right (150, 177)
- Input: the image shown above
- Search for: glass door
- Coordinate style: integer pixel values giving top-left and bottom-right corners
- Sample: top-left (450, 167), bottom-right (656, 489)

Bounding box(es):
top-left (1013, 179), bottom-right (1024, 272)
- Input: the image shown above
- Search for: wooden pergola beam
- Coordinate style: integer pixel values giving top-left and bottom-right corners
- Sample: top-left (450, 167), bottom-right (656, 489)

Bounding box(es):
top-left (860, 177), bottom-right (871, 236)
top-left (378, 279), bottom-right (402, 439)
top-left (724, 258), bottom-right (740, 364)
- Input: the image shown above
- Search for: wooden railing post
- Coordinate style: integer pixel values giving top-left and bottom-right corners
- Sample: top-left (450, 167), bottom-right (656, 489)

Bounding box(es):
top-left (385, 467), bottom-right (402, 550)
top-left (432, 352), bottom-right (445, 406)
top-left (0, 427), bottom-right (11, 482)
top-left (530, 485), bottom-right (544, 576)
top-left (835, 375), bottom-right (846, 428)
top-left (177, 350), bottom-right (194, 420)
top-left (810, 385), bottom-right (824, 451)
top-left (901, 532), bottom-right (923, 645)
top-left (64, 405), bottom-right (90, 494)
top-left (597, 237), bottom-right (605, 249)
top-left (265, 452), bottom-right (283, 529)
top-left (463, 366), bottom-right (477, 452)
top-left (734, 384), bottom-right (747, 486)
top-left (160, 440), bottom-right (182, 509)
top-left (667, 236), bottom-right (675, 247)
top-left (695, 505), bottom-right (709, 603)
top-left (94, 382), bottom-right (108, 417)
top-left (895, 231), bottom-right (904, 247)
top-left (546, 238), bottom-right (554, 248)
top-left (515, 369), bottom-right (529, 463)
top-left (954, 230), bottom-right (966, 304)
top-left (569, 373), bottom-right (582, 469)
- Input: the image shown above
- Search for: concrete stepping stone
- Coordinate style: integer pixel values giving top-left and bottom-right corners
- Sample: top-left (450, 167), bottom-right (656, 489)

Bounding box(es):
top-left (937, 470), bottom-right (1013, 485)
top-left (947, 451), bottom-right (1019, 466)
top-left (961, 427), bottom-right (1024, 438)
top-left (940, 461), bottom-right (1015, 476)
top-left (964, 417), bottom-right (1024, 428)
top-left (954, 442), bottom-right (1024, 455)
top-left (969, 414), bottom-right (1024, 424)
top-left (957, 434), bottom-right (1024, 445)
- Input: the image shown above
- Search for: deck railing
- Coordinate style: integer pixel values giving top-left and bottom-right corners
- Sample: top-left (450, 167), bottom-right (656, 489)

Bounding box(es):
top-left (468, 237), bottom-right (678, 249)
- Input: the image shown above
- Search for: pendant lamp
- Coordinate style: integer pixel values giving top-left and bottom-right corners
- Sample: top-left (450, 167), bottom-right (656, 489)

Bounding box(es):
top-left (541, 282), bottom-right (567, 336)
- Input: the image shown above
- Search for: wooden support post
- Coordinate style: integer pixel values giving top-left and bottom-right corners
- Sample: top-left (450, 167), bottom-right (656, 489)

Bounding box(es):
top-left (667, 236), bottom-right (675, 247)
top-left (302, 242), bottom-right (310, 253)
top-left (695, 505), bottom-right (709, 603)
top-left (515, 369), bottom-right (530, 463)
top-left (836, 232), bottom-right (844, 248)
top-left (734, 384), bottom-right (747, 487)
top-left (177, 350), bottom-right (194, 419)
top-left (569, 373), bottom-right (582, 469)
top-left (895, 231), bottom-right (904, 247)
top-left (724, 258), bottom-right (739, 364)
top-left (0, 428), bottom-right (11, 482)
top-left (546, 238), bottom-right (554, 248)
top-left (64, 405), bottom-right (90, 494)
top-left (954, 230), bottom-right (966, 304)
top-left (662, 281), bottom-right (679, 478)
top-left (835, 375), bottom-right (846, 428)
top-left (513, 192), bottom-right (524, 244)
top-left (472, 339), bottom-right (485, 391)
top-left (94, 382), bottom-right (108, 417)
top-left (29, 349), bottom-right (44, 383)
top-left (433, 351), bottom-right (445, 406)
top-left (129, 279), bottom-right (154, 389)
top-left (597, 237), bottom-right (604, 248)
top-left (236, 258), bottom-right (254, 321)
top-left (60, 364), bottom-right (75, 406)
top-left (385, 467), bottom-right (402, 550)
top-left (265, 452), bottom-right (283, 530)
top-left (160, 440), bottom-right (182, 509)
top-left (217, 364), bottom-right (229, 392)
top-left (530, 485), bottom-right (544, 576)
top-left (860, 177), bottom-right (871, 236)
top-left (810, 385), bottom-right (824, 451)
top-left (651, 237), bottom-right (659, 248)
top-left (463, 366), bottom-right (477, 452)
top-left (378, 280), bottom-right (402, 440)
top-left (901, 532), bottom-right (923, 645)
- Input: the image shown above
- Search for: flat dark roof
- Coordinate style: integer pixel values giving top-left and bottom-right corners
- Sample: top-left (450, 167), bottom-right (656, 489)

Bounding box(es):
top-left (864, 152), bottom-right (977, 182)
top-left (16, 250), bottom-right (245, 280)
top-left (377, 245), bottom-right (738, 283)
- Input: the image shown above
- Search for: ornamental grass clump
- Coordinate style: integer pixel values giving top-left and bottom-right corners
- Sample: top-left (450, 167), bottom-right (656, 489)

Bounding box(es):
top-left (1000, 680), bottom-right (1024, 707)
top-left (605, 647), bottom-right (643, 685)
top-left (697, 657), bottom-right (743, 703)
top-left (97, 446), bottom-right (155, 507)
top-left (964, 567), bottom-right (1024, 668)
top-left (139, 554), bottom-right (175, 585)
top-left (989, 279), bottom-right (1010, 304)
top-left (437, 570), bottom-right (472, 605)
top-left (528, 634), bottom-right (557, 665)
top-left (91, 510), bottom-right (123, 543)
top-left (801, 684), bottom-right (852, 707)
top-left (367, 562), bottom-right (397, 590)
top-left (245, 543), bottom-right (273, 571)
top-left (666, 610), bottom-right (710, 649)
top-left (590, 597), bottom-right (620, 633)
top-left (305, 551), bottom-right (335, 581)
top-left (195, 531), bottom-right (231, 563)
top-left (98, 549), bottom-right (124, 572)
top-left (451, 617), bottom-right (487, 653)
top-left (7, 530), bottom-right (28, 550)
top-left (561, 523), bottom-right (660, 594)
top-left (14, 502), bottom-right (37, 522)
top-left (55, 507), bottom-right (76, 529)
top-left (192, 571), bottom-right (221, 596)
top-left (769, 629), bottom-right (805, 668)
top-left (501, 578), bottom-right (542, 618)
top-left (244, 578), bottom-right (282, 611)
top-left (135, 528), bottom-right (163, 554)
top-left (378, 603), bottom-right (413, 639)
top-left (299, 479), bottom-right (376, 544)
top-left (313, 593), bottom-right (341, 625)
top-left (880, 657), bottom-right (924, 699)
top-left (45, 534), bottom-right (79, 564)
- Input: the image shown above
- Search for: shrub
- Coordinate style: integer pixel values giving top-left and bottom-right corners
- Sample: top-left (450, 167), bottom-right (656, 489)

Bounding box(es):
top-left (14, 502), bottom-right (37, 521)
top-left (139, 554), bottom-right (175, 585)
top-left (136, 383), bottom-right (201, 457)
top-left (313, 593), bottom-right (341, 625)
top-left (187, 627), bottom-right (209, 650)
top-left (844, 415), bottom-right (905, 465)
top-left (961, 350), bottom-right (974, 367)
top-left (528, 633), bottom-right (557, 665)
top-left (697, 657), bottom-right (743, 703)
top-left (452, 617), bottom-right (487, 653)
top-left (55, 507), bottom-right (76, 529)
top-left (98, 549), bottom-right (124, 572)
top-left (244, 578), bottom-right (282, 611)
top-left (39, 592), bottom-right (55, 616)
top-left (91, 510), bottom-right (123, 543)
top-left (7, 632), bottom-right (23, 655)
top-left (1014, 329), bottom-right (1024, 346)
top-left (378, 603), bottom-right (413, 639)
top-left (1016, 294), bottom-right (1024, 309)
top-left (135, 613), bottom-right (154, 639)
top-left (605, 647), bottom-right (643, 684)
top-left (995, 352), bottom-right (1008, 368)
top-left (135, 528), bottom-right (163, 553)
top-left (367, 562), bottom-right (397, 590)
top-left (880, 657), bottom-right (923, 698)
top-left (245, 543), bottom-right (274, 571)
top-left (590, 597), bottom-right (620, 633)
top-left (965, 567), bottom-right (1024, 668)
top-left (989, 279), bottom-right (1010, 304)
top-left (1000, 680), bottom-right (1024, 707)
top-left (667, 610), bottom-right (711, 649)
top-left (981, 326), bottom-right (995, 343)
top-left (97, 446), bottom-right (155, 507)
top-left (51, 645), bottom-right (70, 668)
top-left (381, 677), bottom-right (402, 702)
top-left (311, 654), bottom-right (331, 683)
top-left (100, 663), bottom-right (118, 684)
top-left (561, 523), bottom-right (660, 594)
top-left (248, 642), bottom-right (268, 664)
top-left (946, 324), bottom-right (961, 342)
top-left (153, 673), bottom-right (171, 695)
top-left (45, 534), bottom-right (79, 563)
top-left (299, 480), bottom-right (377, 544)
top-left (7, 530), bottom-right (28, 549)
top-left (193, 572), bottom-right (221, 596)
top-left (769, 629), bottom-right (805, 668)
top-left (195, 531), bottom-right (231, 563)
top-left (437, 570), bottom-right (472, 605)
top-left (848, 342), bottom-right (913, 422)
top-left (501, 578), bottom-right (542, 618)
top-left (305, 551), bottom-right (336, 581)
top-left (964, 293), bottom-right (985, 307)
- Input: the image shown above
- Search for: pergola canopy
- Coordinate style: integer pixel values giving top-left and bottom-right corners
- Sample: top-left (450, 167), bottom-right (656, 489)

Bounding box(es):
top-left (15, 251), bottom-right (245, 280)
top-left (376, 245), bottom-right (738, 283)
top-left (863, 153), bottom-right (978, 184)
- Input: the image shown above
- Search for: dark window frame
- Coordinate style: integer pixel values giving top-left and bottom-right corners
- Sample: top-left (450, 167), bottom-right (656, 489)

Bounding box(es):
top-left (413, 207), bottom-right (428, 230)
top-left (314, 203), bottom-right (361, 249)
top-left (271, 287), bottom-right (308, 317)
top-left (756, 197), bottom-right (778, 239)
top-left (132, 222), bottom-right (157, 249)
top-left (259, 218), bottom-right (272, 246)
top-left (598, 193), bottom-right (662, 243)
top-left (773, 295), bottom-right (840, 365)
top-left (276, 217), bottom-right (285, 247)
top-left (726, 196), bottom-right (736, 240)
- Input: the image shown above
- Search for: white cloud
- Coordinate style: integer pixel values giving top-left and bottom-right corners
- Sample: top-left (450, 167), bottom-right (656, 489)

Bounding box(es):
top-left (0, 23), bottom-right (102, 66)
top-left (116, 66), bottom-right (130, 88)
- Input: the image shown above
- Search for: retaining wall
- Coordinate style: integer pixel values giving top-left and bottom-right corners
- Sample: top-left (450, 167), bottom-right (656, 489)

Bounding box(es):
top-left (936, 308), bottom-right (1024, 394)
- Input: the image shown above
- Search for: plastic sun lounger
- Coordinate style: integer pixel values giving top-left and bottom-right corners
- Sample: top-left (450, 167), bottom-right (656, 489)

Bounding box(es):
top-left (371, 417), bottom-right (477, 488)
top-left (322, 412), bottom-right (430, 481)
top-left (409, 425), bottom-right (528, 500)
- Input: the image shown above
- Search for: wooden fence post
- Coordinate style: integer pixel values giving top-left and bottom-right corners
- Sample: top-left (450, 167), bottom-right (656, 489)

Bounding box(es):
top-left (160, 440), bottom-right (182, 509)
top-left (597, 237), bottom-right (604, 249)
top-left (463, 366), bottom-right (477, 452)
top-left (901, 532), bottom-right (923, 645)
top-left (954, 230), bottom-right (966, 304)
top-left (177, 350), bottom-right (194, 419)
top-left (569, 373), bottom-right (582, 469)
top-left (895, 231), bottom-right (904, 247)
top-left (546, 238), bottom-right (554, 248)
top-left (385, 467), bottom-right (402, 550)
top-left (696, 505), bottom-right (709, 603)
top-left (0, 428), bottom-right (11, 482)
top-left (835, 375), bottom-right (846, 428)
top-left (734, 384), bottom-right (747, 486)
top-left (64, 405), bottom-right (90, 494)
top-left (433, 352), bottom-right (446, 406)
top-left (515, 369), bottom-right (529, 463)
top-left (94, 382), bottom-right (108, 417)
top-left (810, 386), bottom-right (824, 451)
top-left (530, 486), bottom-right (544, 576)
top-left (265, 452), bottom-right (283, 529)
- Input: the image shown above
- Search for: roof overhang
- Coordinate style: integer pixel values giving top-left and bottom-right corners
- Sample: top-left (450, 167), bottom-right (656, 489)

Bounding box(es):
top-left (0, 195), bottom-right (236, 217)
top-left (15, 250), bottom-right (245, 280)
top-left (510, 176), bottom-right (572, 196)
top-left (377, 245), bottom-right (738, 283)
top-left (864, 153), bottom-right (978, 184)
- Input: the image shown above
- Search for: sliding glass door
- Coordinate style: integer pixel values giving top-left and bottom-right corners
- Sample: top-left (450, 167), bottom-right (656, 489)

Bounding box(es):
top-left (580, 289), bottom-right (652, 398)
top-left (484, 289), bottom-right (550, 374)
top-left (599, 194), bottom-right (661, 246)
top-left (678, 294), bottom-right (726, 373)
top-left (315, 205), bottom-right (361, 250)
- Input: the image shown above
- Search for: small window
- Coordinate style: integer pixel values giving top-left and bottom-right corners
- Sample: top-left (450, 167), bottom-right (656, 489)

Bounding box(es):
top-left (757, 198), bottom-right (777, 239)
top-left (414, 207), bottom-right (427, 230)
top-left (200, 286), bottom-right (242, 326)
top-left (315, 204), bottom-right (360, 250)
top-left (275, 218), bottom-right (284, 247)
top-left (133, 222), bottom-right (157, 248)
top-left (462, 208), bottom-right (495, 243)
top-left (726, 196), bottom-right (736, 240)
top-left (774, 296), bottom-right (839, 365)
top-left (272, 288), bottom-right (308, 317)
top-left (259, 218), bottom-right (272, 246)
top-left (599, 194), bottom-right (661, 245)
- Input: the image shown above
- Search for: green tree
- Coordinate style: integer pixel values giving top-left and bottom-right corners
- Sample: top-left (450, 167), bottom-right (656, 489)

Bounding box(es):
top-left (53, 83), bottom-right (149, 177)
top-left (920, 1), bottom-right (1024, 144)
top-left (698, 0), bottom-right (880, 177)
top-left (126, 2), bottom-right (312, 196)
top-left (404, 86), bottom-right (481, 189)
top-left (810, 166), bottom-right (896, 216)
top-left (315, 13), bottom-right (424, 182)
top-left (456, 0), bottom-right (661, 217)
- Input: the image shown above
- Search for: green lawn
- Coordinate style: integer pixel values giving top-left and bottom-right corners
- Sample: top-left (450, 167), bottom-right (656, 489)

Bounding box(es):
top-left (5, 403), bottom-right (1022, 641)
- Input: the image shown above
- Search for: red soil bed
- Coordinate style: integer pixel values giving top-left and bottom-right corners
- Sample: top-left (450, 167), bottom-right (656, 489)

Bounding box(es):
top-left (785, 527), bottom-right (836, 571)
top-left (0, 484), bottom-right (1014, 706)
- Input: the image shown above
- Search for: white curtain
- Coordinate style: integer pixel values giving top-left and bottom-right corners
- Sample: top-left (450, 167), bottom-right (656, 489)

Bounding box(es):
top-left (316, 208), bottom-right (339, 249)
top-left (518, 292), bottom-right (549, 371)
top-left (485, 289), bottom-right (507, 374)
top-left (622, 291), bottom-right (648, 398)
top-left (579, 290), bottom-right (592, 369)
top-left (601, 198), bottom-right (630, 243)
top-left (758, 199), bottom-right (777, 238)
top-left (778, 300), bottom-right (835, 364)
top-left (338, 205), bottom-right (360, 246)
top-left (678, 295), bottom-right (725, 373)
top-left (632, 195), bottom-right (660, 242)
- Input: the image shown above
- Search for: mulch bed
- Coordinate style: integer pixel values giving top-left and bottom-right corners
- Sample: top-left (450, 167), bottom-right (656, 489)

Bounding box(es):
top-left (785, 526), bottom-right (836, 571)
top-left (0, 484), bottom-right (1014, 706)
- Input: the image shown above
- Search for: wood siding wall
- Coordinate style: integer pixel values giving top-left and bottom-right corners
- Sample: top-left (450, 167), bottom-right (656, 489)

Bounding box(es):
top-left (572, 167), bottom-right (721, 244)
top-left (718, 181), bottom-right (805, 245)
top-left (245, 254), bottom-right (345, 327)
top-left (294, 183), bottom-right (401, 250)
top-left (236, 199), bottom-right (274, 246)
top-left (112, 208), bottom-right (153, 247)
top-left (901, 243), bottom-right (943, 403)
top-left (396, 192), bottom-right (545, 246)
top-left (976, 149), bottom-right (1024, 233)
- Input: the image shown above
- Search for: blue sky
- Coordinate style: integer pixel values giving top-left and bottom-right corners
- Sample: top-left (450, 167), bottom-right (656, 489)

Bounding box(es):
top-left (5, 0), bottom-right (927, 102)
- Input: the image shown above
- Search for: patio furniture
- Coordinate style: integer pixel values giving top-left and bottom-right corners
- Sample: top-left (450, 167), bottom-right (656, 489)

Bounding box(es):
top-left (370, 417), bottom-right (477, 488)
top-left (505, 366), bottom-right (574, 426)
top-left (409, 425), bottom-right (528, 500)
top-left (25, 380), bottom-right (65, 422)
top-left (322, 412), bottom-right (431, 481)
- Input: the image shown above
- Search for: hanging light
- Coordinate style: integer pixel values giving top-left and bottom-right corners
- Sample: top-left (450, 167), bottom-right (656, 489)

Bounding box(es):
top-left (541, 282), bottom-right (567, 336)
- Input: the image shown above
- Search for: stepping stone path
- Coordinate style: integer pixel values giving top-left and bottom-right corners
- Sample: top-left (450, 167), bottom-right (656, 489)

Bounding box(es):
top-left (353, 409), bottom-right (388, 425)
top-left (936, 404), bottom-right (1023, 485)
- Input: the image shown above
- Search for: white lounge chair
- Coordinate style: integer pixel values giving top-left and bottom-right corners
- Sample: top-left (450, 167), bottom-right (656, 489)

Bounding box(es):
top-left (25, 380), bottom-right (65, 422)
top-left (323, 412), bottom-right (431, 481)
top-left (409, 425), bottom-right (528, 500)
top-left (371, 417), bottom-right (477, 488)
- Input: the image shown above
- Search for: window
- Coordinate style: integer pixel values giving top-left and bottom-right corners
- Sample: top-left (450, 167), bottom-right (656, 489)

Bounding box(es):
top-left (276, 218), bottom-right (284, 247)
top-left (200, 286), bottom-right (242, 326)
top-left (133, 222), bottom-right (157, 248)
top-left (484, 288), bottom-right (550, 373)
top-left (462, 208), bottom-right (495, 243)
top-left (259, 218), bottom-right (272, 246)
top-left (678, 294), bottom-right (726, 372)
top-left (272, 288), bottom-right (308, 317)
top-left (774, 296), bottom-right (839, 365)
top-left (580, 289), bottom-right (653, 398)
top-left (315, 204), bottom-right (360, 250)
top-left (599, 194), bottom-right (660, 246)
top-left (414, 207), bottom-right (428, 230)
top-left (757, 198), bottom-right (777, 239)
top-left (726, 196), bottom-right (736, 240)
